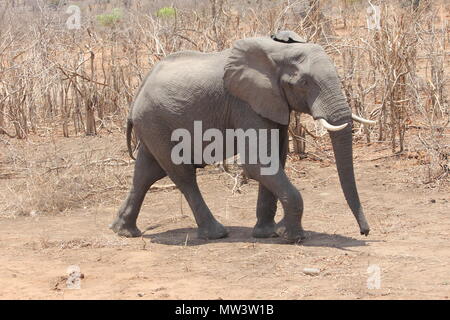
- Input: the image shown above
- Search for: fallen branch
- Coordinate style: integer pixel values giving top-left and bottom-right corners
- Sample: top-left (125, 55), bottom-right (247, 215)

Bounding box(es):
top-left (0, 126), bottom-right (16, 138)
top-left (369, 153), bottom-right (404, 162)
top-left (150, 183), bottom-right (177, 191)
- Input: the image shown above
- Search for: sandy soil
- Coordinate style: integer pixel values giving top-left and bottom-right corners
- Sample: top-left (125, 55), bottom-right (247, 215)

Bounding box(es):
top-left (0, 137), bottom-right (449, 300)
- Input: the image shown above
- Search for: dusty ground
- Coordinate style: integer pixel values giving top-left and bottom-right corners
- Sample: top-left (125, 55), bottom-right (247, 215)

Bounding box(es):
top-left (0, 134), bottom-right (449, 300)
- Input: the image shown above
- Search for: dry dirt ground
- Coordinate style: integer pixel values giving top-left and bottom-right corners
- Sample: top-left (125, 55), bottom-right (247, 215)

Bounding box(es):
top-left (0, 135), bottom-right (449, 300)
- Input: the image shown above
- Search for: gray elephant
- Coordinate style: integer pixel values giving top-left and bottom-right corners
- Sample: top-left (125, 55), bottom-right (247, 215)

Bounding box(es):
top-left (110, 31), bottom-right (374, 242)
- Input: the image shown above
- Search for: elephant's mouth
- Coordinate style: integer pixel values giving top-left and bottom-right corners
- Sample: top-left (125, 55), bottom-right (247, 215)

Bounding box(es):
top-left (308, 91), bottom-right (374, 132)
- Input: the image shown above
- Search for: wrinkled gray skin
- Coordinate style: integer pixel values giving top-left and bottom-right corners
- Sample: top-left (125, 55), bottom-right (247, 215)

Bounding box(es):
top-left (110, 34), bottom-right (370, 242)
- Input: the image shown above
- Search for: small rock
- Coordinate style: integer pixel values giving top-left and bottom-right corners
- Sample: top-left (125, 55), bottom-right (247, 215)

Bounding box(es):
top-left (137, 293), bottom-right (144, 297)
top-left (430, 199), bottom-right (436, 203)
top-left (303, 267), bottom-right (320, 276)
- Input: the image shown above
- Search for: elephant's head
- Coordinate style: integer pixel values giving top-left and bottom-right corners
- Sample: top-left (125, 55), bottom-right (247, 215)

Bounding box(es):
top-left (223, 34), bottom-right (372, 235)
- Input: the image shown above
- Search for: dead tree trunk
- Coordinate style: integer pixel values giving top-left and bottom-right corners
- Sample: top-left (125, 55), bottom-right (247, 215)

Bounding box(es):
top-left (290, 113), bottom-right (306, 155)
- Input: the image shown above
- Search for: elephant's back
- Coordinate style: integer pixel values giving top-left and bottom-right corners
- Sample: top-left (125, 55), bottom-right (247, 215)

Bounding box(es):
top-left (148, 50), bottom-right (228, 98)
top-left (131, 49), bottom-right (231, 129)
top-left (134, 50), bottom-right (229, 113)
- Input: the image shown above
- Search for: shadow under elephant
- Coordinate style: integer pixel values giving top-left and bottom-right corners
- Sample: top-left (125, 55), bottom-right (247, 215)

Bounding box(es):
top-left (142, 225), bottom-right (379, 250)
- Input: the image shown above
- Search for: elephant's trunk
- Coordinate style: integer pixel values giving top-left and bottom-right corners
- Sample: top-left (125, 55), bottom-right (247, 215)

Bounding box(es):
top-left (310, 84), bottom-right (370, 235)
top-left (306, 53), bottom-right (370, 235)
top-left (329, 125), bottom-right (370, 235)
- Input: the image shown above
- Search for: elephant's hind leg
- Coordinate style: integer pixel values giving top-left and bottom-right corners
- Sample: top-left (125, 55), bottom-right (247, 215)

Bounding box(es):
top-left (110, 147), bottom-right (166, 237)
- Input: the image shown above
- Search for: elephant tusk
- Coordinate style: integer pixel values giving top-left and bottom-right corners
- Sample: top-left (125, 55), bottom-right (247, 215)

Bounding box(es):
top-left (319, 119), bottom-right (348, 131)
top-left (352, 113), bottom-right (376, 125)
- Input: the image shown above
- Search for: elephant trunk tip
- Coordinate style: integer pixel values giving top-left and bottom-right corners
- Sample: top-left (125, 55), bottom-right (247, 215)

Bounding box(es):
top-left (360, 227), bottom-right (370, 236)
top-left (358, 216), bottom-right (370, 236)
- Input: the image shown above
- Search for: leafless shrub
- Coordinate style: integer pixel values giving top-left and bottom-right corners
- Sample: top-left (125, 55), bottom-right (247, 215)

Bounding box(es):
top-left (410, 3), bottom-right (449, 185)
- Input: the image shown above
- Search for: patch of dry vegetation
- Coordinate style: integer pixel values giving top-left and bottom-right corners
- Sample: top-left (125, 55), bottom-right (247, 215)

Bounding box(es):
top-left (0, 134), bottom-right (132, 216)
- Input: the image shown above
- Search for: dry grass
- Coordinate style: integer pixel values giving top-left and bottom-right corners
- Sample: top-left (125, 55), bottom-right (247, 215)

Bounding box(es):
top-left (28, 236), bottom-right (130, 250)
top-left (0, 134), bottom-right (133, 216)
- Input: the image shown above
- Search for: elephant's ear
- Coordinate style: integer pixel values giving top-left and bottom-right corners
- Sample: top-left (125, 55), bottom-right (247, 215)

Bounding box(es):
top-left (224, 38), bottom-right (290, 125)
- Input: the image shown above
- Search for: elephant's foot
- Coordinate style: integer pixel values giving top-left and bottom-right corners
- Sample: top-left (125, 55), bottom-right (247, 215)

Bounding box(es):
top-left (197, 221), bottom-right (228, 240)
top-left (275, 218), bottom-right (305, 243)
top-left (252, 221), bottom-right (278, 238)
top-left (110, 218), bottom-right (142, 238)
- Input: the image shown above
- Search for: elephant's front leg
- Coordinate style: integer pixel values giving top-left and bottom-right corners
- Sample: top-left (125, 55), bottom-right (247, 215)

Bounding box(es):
top-left (252, 184), bottom-right (278, 238)
top-left (253, 127), bottom-right (288, 238)
top-left (245, 165), bottom-right (305, 243)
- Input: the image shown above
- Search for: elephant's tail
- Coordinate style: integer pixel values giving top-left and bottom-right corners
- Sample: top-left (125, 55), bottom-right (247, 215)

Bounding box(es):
top-left (126, 118), bottom-right (136, 160)
top-left (126, 72), bottom-right (152, 160)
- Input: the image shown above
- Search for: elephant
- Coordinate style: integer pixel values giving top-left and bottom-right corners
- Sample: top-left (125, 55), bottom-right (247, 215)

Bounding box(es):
top-left (110, 31), bottom-right (375, 242)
